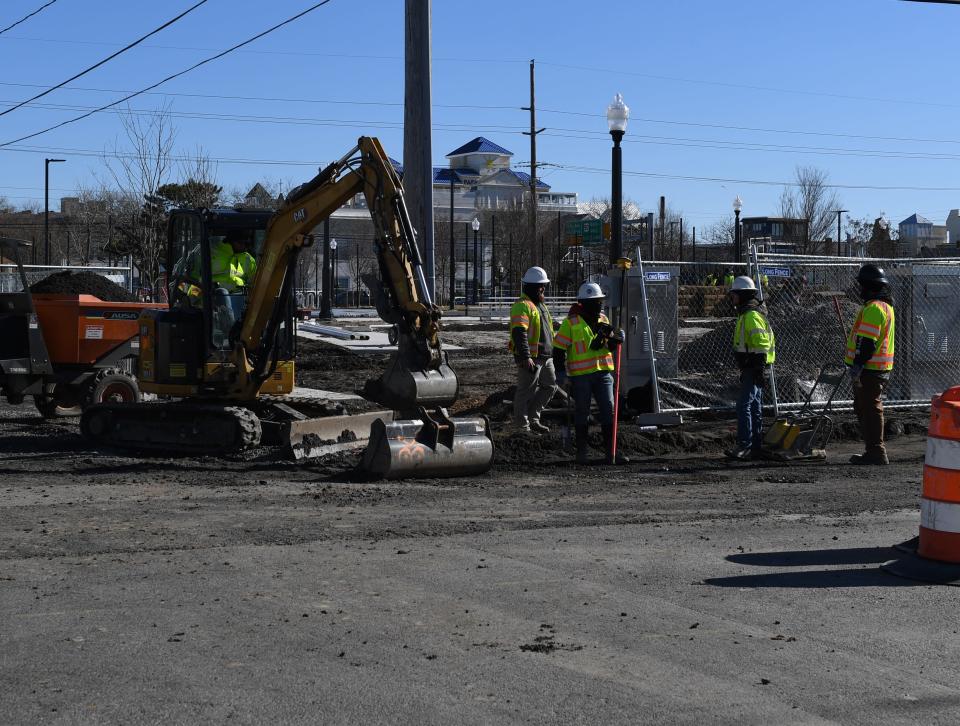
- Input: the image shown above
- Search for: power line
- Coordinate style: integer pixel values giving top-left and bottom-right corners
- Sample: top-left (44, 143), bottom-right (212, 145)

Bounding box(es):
top-left (529, 162), bottom-right (960, 192)
top-left (0, 0), bottom-right (336, 149)
top-left (0, 1), bottom-right (210, 119)
top-left (0, 0), bottom-right (58, 36)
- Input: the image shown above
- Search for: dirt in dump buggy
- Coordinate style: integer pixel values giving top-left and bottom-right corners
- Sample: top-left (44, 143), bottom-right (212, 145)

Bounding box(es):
top-left (30, 270), bottom-right (136, 302)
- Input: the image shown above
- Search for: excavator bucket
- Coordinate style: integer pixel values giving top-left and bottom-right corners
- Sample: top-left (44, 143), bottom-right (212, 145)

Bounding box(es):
top-left (377, 354), bottom-right (459, 409)
top-left (361, 410), bottom-right (493, 479)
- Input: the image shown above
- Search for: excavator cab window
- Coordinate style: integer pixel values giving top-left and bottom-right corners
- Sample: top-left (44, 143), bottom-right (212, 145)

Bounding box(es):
top-left (206, 226), bottom-right (262, 350)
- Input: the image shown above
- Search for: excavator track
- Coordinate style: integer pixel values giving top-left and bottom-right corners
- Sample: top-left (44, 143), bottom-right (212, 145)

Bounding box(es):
top-left (80, 402), bottom-right (262, 455)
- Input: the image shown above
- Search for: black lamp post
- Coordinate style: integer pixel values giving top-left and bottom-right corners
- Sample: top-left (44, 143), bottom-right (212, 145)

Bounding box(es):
top-left (471, 217), bottom-right (480, 304)
top-left (44, 158), bottom-right (65, 266)
top-left (606, 93), bottom-right (629, 265)
top-left (733, 195), bottom-right (743, 262)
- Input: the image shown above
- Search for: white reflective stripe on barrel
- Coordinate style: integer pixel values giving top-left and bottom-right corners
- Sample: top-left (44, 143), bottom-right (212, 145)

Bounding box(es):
top-left (924, 436), bottom-right (960, 470)
top-left (921, 498), bottom-right (960, 534)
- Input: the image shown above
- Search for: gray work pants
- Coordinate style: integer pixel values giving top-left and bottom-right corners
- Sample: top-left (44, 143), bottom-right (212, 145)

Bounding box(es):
top-left (513, 358), bottom-right (558, 426)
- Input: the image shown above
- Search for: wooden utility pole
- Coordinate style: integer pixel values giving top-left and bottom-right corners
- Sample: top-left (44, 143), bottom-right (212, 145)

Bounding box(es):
top-left (522, 60), bottom-right (545, 253)
top-left (403, 0), bottom-right (435, 299)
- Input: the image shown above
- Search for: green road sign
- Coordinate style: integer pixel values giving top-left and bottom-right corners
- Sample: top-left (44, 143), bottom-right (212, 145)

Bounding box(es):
top-left (564, 218), bottom-right (604, 245)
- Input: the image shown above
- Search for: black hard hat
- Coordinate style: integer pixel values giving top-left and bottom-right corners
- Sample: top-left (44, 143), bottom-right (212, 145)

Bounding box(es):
top-left (856, 263), bottom-right (888, 286)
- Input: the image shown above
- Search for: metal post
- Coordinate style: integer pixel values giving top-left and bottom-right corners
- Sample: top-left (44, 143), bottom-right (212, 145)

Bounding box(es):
top-left (320, 218), bottom-right (331, 318)
top-left (750, 243), bottom-right (779, 419)
top-left (491, 215), bottom-right (497, 298)
top-left (44, 158), bottom-right (66, 266)
top-left (448, 178), bottom-right (455, 309)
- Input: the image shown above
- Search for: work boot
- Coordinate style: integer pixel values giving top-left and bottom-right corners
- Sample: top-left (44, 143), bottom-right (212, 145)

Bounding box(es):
top-left (575, 425), bottom-right (589, 464)
top-left (725, 446), bottom-right (752, 461)
top-left (850, 449), bottom-right (889, 465)
top-left (529, 419), bottom-right (550, 434)
top-left (602, 424), bottom-right (630, 465)
top-left (509, 417), bottom-right (531, 433)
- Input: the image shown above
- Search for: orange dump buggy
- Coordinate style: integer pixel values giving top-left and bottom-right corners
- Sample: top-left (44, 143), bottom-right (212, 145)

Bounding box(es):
top-left (0, 238), bottom-right (164, 417)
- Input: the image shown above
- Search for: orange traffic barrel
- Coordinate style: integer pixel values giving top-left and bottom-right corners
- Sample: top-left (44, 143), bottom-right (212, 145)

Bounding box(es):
top-left (919, 386), bottom-right (960, 563)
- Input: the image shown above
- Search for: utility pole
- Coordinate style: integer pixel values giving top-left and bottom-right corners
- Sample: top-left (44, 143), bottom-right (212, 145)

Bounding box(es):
top-left (404, 0), bottom-right (434, 299)
top-left (44, 157), bottom-right (65, 266)
top-left (692, 226), bottom-right (696, 262)
top-left (522, 59), bottom-right (545, 255)
top-left (833, 209), bottom-right (848, 256)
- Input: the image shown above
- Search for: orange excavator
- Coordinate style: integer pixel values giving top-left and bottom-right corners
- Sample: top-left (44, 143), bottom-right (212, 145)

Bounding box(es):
top-left (80, 137), bottom-right (493, 478)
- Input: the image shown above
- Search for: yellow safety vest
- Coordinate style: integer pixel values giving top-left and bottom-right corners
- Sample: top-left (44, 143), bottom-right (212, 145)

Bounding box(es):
top-left (733, 309), bottom-right (776, 365)
top-left (723, 274), bottom-right (735, 288)
top-left (845, 300), bottom-right (895, 371)
top-left (508, 294), bottom-right (553, 358)
top-left (211, 242), bottom-right (256, 292)
top-left (554, 312), bottom-right (615, 377)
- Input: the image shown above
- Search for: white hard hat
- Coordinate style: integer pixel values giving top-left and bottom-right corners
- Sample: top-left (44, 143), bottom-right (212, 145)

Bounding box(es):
top-left (577, 281), bottom-right (605, 300)
top-left (730, 275), bottom-right (757, 291)
top-left (521, 266), bottom-right (550, 284)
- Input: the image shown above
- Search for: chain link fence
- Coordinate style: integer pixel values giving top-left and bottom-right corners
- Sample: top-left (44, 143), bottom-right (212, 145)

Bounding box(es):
top-left (640, 254), bottom-right (960, 413)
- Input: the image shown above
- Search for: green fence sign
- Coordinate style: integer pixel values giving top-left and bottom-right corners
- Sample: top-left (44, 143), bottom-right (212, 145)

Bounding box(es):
top-left (564, 218), bottom-right (604, 246)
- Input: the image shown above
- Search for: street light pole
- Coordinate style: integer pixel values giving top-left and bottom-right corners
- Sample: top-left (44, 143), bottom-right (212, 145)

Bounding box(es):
top-left (44, 158), bottom-right (65, 266)
top-left (833, 209), bottom-right (848, 256)
top-left (733, 195), bottom-right (743, 262)
top-left (606, 93), bottom-right (629, 265)
top-left (471, 217), bottom-right (480, 304)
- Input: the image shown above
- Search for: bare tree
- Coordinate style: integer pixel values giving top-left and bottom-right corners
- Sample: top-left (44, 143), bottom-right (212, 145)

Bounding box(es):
top-left (778, 166), bottom-right (842, 254)
top-left (103, 104), bottom-right (176, 294)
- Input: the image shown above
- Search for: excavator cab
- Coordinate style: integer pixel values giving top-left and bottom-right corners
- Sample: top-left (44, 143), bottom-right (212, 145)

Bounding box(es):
top-left (141, 208), bottom-right (295, 396)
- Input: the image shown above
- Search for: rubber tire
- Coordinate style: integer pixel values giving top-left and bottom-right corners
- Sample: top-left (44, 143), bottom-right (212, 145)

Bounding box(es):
top-left (388, 325), bottom-right (399, 346)
top-left (34, 384), bottom-right (83, 419)
top-left (85, 368), bottom-right (140, 407)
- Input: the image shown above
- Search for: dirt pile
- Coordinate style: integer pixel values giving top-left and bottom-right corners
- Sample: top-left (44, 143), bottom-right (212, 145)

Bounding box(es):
top-left (30, 271), bottom-right (135, 302)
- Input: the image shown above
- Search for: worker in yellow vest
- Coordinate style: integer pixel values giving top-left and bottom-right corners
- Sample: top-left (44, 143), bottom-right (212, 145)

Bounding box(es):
top-left (553, 282), bottom-right (626, 465)
top-left (845, 264), bottom-right (895, 465)
top-left (508, 266), bottom-right (558, 433)
top-left (727, 276), bottom-right (776, 460)
top-left (722, 268), bottom-right (735, 288)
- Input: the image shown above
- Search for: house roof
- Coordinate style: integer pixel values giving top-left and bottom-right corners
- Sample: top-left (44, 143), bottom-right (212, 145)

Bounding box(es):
top-left (507, 169), bottom-right (550, 189)
top-left (446, 137), bottom-right (513, 158)
top-left (432, 167), bottom-right (483, 184)
top-left (900, 213), bottom-right (932, 225)
top-left (388, 157), bottom-right (403, 176)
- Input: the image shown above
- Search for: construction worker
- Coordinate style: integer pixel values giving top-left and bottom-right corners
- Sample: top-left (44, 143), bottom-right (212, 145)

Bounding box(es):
top-left (726, 276), bottom-right (776, 460)
top-left (212, 230), bottom-right (257, 292)
top-left (845, 264), bottom-right (895, 465)
top-left (553, 282), bottom-right (627, 465)
top-left (508, 266), bottom-right (558, 433)
top-left (722, 268), bottom-right (735, 288)
top-left (704, 271), bottom-right (717, 286)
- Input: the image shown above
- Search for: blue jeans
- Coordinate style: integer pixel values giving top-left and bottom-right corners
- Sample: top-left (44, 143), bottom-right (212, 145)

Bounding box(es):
top-left (737, 371), bottom-right (763, 450)
top-left (571, 371), bottom-right (614, 426)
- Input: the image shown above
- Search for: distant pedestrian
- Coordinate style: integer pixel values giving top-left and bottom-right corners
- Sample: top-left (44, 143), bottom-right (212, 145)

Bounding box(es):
top-left (553, 282), bottom-right (627, 464)
top-left (846, 264), bottom-right (895, 465)
top-left (508, 266), bottom-right (558, 434)
top-left (726, 276), bottom-right (776, 460)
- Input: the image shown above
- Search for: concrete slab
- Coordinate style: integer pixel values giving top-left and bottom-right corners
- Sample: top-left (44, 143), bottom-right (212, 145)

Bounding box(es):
top-left (297, 328), bottom-right (463, 352)
top-left (291, 385), bottom-right (361, 402)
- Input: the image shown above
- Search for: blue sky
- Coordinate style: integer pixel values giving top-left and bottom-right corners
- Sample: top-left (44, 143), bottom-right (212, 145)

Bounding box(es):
top-left (1, 0), bottom-right (959, 236)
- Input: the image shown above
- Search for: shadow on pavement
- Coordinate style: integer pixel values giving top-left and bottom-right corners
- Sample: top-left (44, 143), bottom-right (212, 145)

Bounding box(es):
top-left (704, 566), bottom-right (918, 588)
top-left (727, 546), bottom-right (898, 567)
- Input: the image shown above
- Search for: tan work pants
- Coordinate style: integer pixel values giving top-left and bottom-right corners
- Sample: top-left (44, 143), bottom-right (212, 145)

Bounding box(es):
top-left (853, 371), bottom-right (887, 455)
top-left (514, 358), bottom-right (558, 426)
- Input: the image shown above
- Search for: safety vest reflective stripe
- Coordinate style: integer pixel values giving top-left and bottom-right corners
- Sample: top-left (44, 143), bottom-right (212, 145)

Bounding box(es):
top-left (554, 332), bottom-right (572, 346)
top-left (921, 498), bottom-right (960, 534)
top-left (567, 354), bottom-right (614, 372)
top-left (510, 315), bottom-right (528, 326)
top-left (856, 322), bottom-right (882, 336)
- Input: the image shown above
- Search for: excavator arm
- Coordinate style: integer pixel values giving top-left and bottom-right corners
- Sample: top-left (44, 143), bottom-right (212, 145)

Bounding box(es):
top-left (234, 136), bottom-right (456, 409)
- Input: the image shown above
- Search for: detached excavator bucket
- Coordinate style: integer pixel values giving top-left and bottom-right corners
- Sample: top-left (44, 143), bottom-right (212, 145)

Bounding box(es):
top-left (377, 353), bottom-right (459, 409)
top-left (361, 410), bottom-right (493, 479)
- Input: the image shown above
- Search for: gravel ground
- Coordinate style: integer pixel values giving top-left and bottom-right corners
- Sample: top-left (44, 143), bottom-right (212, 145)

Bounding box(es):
top-left (2, 320), bottom-right (956, 724)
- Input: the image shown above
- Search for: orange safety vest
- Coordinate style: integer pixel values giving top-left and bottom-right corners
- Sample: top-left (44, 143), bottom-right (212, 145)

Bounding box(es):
top-left (554, 312), bottom-right (615, 377)
top-left (844, 299), bottom-right (895, 371)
